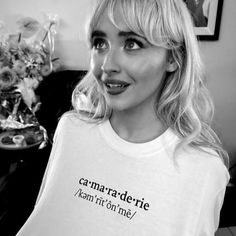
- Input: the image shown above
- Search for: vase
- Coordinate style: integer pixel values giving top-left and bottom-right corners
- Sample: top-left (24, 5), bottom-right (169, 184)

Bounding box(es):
top-left (0, 90), bottom-right (39, 130)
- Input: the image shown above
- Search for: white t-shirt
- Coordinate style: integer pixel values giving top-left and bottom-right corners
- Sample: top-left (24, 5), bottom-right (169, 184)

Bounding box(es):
top-left (16, 112), bottom-right (229, 236)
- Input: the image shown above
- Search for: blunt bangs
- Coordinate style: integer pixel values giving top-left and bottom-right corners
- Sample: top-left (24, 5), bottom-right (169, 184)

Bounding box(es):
top-left (88, 0), bottom-right (186, 50)
top-left (114, 0), bottom-right (185, 49)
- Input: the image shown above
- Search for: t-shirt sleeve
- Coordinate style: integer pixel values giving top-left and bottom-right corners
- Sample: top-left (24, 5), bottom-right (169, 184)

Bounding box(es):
top-left (34, 114), bottom-right (69, 206)
top-left (194, 158), bottom-right (230, 236)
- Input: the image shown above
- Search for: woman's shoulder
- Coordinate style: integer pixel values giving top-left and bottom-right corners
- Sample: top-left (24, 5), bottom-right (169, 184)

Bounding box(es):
top-left (58, 110), bottom-right (93, 128)
top-left (179, 146), bottom-right (230, 189)
top-left (54, 110), bottom-right (99, 137)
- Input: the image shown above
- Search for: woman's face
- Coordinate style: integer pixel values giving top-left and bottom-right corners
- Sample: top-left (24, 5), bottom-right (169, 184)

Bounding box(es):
top-left (90, 4), bottom-right (174, 114)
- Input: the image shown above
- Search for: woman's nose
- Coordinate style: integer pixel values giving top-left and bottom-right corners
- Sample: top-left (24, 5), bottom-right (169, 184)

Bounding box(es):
top-left (101, 49), bottom-right (121, 75)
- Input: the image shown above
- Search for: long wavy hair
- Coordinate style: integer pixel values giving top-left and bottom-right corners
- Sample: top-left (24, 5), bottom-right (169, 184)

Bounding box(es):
top-left (72, 0), bottom-right (229, 167)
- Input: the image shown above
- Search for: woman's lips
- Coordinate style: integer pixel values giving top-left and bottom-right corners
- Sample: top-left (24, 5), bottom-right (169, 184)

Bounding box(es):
top-left (103, 79), bottom-right (130, 95)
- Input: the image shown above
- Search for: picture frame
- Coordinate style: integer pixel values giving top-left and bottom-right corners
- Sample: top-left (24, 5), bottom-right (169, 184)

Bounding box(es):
top-left (184, 0), bottom-right (224, 40)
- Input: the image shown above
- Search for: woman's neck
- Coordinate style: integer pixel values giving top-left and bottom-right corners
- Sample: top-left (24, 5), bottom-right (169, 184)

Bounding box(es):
top-left (109, 107), bottom-right (166, 143)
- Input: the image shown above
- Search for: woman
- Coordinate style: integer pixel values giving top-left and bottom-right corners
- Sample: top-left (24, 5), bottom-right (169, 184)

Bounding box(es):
top-left (17, 0), bottom-right (229, 235)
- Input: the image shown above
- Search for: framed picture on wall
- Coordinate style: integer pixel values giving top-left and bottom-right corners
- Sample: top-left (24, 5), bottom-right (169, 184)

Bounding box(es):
top-left (183, 0), bottom-right (224, 40)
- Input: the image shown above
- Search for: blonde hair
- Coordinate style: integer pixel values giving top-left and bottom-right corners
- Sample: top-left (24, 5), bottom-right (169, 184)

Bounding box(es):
top-left (72, 0), bottom-right (229, 167)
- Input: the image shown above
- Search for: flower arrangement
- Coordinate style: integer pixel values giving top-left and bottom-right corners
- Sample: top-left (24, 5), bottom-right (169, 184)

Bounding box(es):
top-left (0, 15), bottom-right (59, 133)
top-left (0, 15), bottom-right (59, 107)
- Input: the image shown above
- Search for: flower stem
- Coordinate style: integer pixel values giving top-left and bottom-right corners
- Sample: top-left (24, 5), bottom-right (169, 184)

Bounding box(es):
top-left (42, 22), bottom-right (53, 42)
top-left (18, 33), bottom-right (21, 43)
top-left (12, 96), bottom-right (21, 117)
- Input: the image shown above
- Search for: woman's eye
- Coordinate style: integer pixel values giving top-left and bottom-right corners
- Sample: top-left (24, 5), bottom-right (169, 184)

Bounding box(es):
top-left (92, 38), bottom-right (108, 50)
top-left (124, 39), bottom-right (143, 50)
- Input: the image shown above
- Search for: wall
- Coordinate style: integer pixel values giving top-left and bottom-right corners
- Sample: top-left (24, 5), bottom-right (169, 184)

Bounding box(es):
top-left (200, 0), bottom-right (236, 162)
top-left (0, 0), bottom-right (93, 69)
top-left (0, 0), bottom-right (236, 162)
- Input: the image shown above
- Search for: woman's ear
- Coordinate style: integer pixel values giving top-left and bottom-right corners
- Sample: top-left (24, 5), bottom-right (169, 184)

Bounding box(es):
top-left (166, 57), bottom-right (178, 72)
top-left (166, 52), bottom-right (178, 72)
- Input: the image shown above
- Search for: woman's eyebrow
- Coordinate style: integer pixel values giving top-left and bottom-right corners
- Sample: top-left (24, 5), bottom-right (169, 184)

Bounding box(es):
top-left (91, 30), bottom-right (106, 38)
top-left (91, 30), bottom-right (143, 38)
top-left (118, 31), bottom-right (145, 40)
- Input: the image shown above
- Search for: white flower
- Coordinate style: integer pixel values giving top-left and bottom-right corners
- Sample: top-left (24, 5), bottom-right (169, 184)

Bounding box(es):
top-left (16, 17), bottom-right (41, 39)
top-left (13, 60), bottom-right (26, 76)
top-left (0, 67), bottom-right (17, 90)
